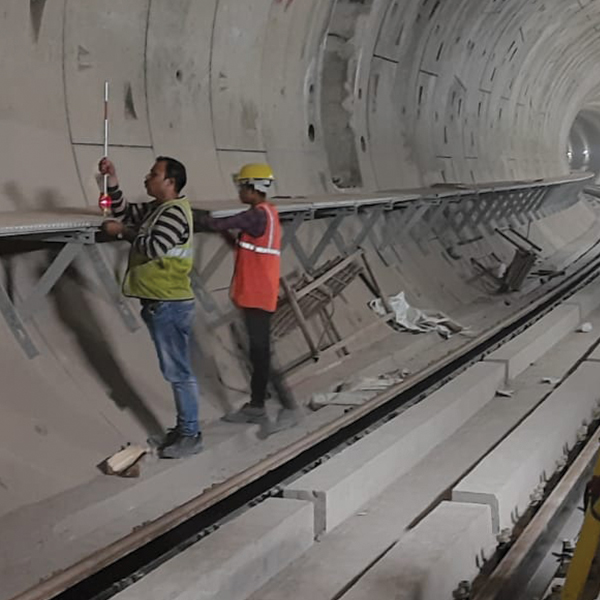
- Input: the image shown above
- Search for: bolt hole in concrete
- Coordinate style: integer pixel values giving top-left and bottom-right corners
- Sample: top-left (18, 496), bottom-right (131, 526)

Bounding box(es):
top-left (308, 124), bottom-right (315, 141)
top-left (176, 69), bottom-right (183, 82)
top-left (567, 108), bottom-right (600, 180)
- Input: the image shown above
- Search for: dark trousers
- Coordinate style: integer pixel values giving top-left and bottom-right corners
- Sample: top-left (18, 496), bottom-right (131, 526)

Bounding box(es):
top-left (244, 308), bottom-right (295, 410)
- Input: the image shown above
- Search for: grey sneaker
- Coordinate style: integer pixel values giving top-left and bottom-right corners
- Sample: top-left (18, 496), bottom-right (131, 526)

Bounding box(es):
top-left (223, 403), bottom-right (267, 424)
top-left (278, 407), bottom-right (301, 427)
top-left (159, 434), bottom-right (203, 459)
top-left (257, 408), bottom-right (302, 439)
top-left (272, 408), bottom-right (302, 432)
top-left (148, 427), bottom-right (180, 449)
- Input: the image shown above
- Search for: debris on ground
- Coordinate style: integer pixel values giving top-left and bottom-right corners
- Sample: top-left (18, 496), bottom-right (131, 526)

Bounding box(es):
top-left (496, 389), bottom-right (514, 398)
top-left (101, 444), bottom-right (149, 477)
top-left (309, 368), bottom-right (408, 409)
top-left (368, 291), bottom-right (468, 339)
top-left (541, 377), bottom-right (561, 385)
top-left (578, 322), bottom-right (593, 333)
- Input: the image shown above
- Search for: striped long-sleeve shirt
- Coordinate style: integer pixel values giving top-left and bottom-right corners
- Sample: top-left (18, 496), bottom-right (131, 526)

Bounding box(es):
top-left (193, 207), bottom-right (267, 237)
top-left (108, 186), bottom-right (190, 259)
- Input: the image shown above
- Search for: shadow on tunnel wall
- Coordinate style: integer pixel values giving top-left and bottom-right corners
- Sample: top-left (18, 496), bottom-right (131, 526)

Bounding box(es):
top-left (3, 183), bottom-right (163, 436)
top-left (188, 305), bottom-right (235, 415)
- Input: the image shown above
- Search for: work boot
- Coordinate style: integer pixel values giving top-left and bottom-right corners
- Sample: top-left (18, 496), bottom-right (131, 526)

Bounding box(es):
top-left (159, 434), bottom-right (203, 459)
top-left (222, 403), bottom-right (267, 424)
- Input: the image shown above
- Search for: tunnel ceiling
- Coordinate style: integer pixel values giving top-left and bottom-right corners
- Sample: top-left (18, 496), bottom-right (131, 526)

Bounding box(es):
top-left (1, 0), bottom-right (600, 207)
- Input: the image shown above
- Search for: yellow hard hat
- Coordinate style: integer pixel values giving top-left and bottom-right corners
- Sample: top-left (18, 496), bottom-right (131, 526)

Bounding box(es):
top-left (236, 163), bottom-right (274, 182)
top-left (235, 163), bottom-right (274, 194)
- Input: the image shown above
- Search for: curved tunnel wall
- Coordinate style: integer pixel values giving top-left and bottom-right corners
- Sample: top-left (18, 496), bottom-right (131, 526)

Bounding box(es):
top-left (568, 108), bottom-right (600, 177)
top-left (1, 0), bottom-right (600, 520)
top-left (2, 0), bottom-right (600, 211)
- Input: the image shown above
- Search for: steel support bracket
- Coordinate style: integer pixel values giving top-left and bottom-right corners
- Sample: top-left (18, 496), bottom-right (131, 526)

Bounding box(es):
top-left (0, 230), bottom-right (139, 358)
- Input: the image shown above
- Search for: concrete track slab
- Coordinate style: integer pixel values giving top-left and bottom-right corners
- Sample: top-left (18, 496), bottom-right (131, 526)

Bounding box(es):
top-left (453, 361), bottom-right (600, 536)
top-left (484, 304), bottom-right (580, 380)
top-left (283, 362), bottom-right (503, 536)
top-left (249, 307), bottom-right (600, 600)
top-left (566, 278), bottom-right (600, 320)
top-left (340, 503), bottom-right (494, 600)
top-left (113, 498), bottom-right (313, 600)
top-left (0, 405), bottom-right (344, 600)
top-left (248, 389), bottom-right (546, 600)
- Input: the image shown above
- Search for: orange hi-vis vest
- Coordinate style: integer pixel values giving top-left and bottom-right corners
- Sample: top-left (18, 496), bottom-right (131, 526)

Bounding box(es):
top-left (231, 203), bottom-right (281, 312)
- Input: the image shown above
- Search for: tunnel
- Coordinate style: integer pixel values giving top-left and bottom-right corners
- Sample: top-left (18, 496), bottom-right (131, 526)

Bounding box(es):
top-left (2, 1), bottom-right (600, 599)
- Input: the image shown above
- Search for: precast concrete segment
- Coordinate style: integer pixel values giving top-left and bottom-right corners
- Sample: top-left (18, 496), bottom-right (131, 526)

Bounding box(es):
top-left (2, 2), bottom-right (600, 203)
top-left (453, 361), bottom-right (600, 537)
top-left (112, 498), bottom-right (313, 600)
top-left (283, 362), bottom-right (504, 536)
top-left (340, 502), bottom-right (495, 600)
top-left (484, 304), bottom-right (581, 381)
top-left (249, 310), bottom-right (600, 600)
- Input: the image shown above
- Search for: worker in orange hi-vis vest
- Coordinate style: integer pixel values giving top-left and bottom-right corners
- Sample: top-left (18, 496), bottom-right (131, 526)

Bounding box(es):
top-left (194, 164), bottom-right (301, 432)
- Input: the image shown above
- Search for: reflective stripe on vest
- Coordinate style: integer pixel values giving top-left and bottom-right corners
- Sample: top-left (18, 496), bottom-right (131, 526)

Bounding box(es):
top-left (165, 246), bottom-right (194, 259)
top-left (231, 202), bottom-right (281, 311)
top-left (238, 240), bottom-right (281, 255)
top-left (237, 204), bottom-right (280, 256)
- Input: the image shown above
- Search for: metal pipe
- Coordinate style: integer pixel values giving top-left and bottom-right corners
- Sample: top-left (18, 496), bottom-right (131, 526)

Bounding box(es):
top-left (508, 226), bottom-right (543, 252)
top-left (103, 81), bottom-right (109, 196)
top-left (280, 277), bottom-right (319, 359)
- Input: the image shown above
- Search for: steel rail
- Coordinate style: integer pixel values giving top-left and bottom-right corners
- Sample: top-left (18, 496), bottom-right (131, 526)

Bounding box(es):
top-left (473, 437), bottom-right (600, 600)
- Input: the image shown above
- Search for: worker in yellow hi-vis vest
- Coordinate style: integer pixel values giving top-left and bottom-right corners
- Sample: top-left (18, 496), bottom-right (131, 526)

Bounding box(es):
top-left (99, 157), bottom-right (202, 460)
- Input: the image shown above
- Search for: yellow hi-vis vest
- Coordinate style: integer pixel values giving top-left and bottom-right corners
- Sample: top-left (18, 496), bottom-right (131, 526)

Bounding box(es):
top-left (123, 198), bottom-right (194, 301)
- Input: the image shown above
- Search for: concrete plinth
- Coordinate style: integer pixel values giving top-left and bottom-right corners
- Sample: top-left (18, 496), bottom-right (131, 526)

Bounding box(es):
top-left (341, 502), bottom-right (494, 600)
top-left (113, 498), bottom-right (313, 600)
top-left (453, 361), bottom-right (600, 536)
top-left (567, 278), bottom-right (600, 319)
top-left (284, 362), bottom-right (503, 535)
top-left (485, 304), bottom-right (580, 380)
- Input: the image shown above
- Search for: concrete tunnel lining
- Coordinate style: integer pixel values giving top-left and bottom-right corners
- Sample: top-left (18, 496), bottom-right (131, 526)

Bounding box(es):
top-left (2, 0), bottom-right (600, 206)
top-left (2, 0), bottom-right (600, 596)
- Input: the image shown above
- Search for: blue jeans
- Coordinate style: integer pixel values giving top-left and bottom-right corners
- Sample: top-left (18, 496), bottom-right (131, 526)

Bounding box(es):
top-left (141, 300), bottom-right (200, 436)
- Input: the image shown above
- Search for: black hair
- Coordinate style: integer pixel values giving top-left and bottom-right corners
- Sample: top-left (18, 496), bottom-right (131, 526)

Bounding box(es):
top-left (156, 156), bottom-right (187, 193)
